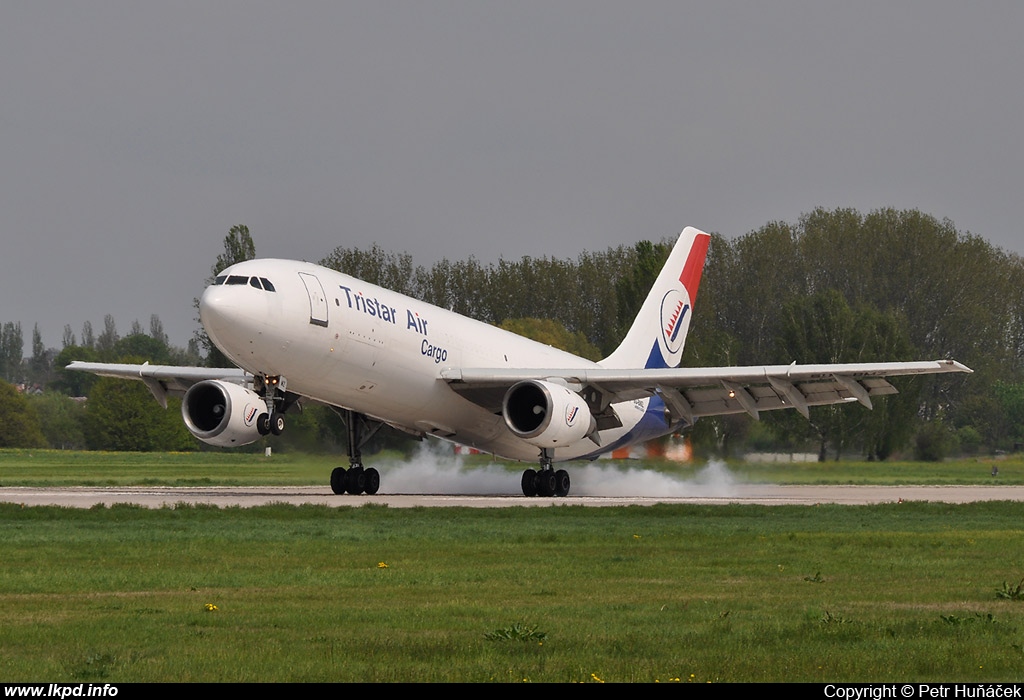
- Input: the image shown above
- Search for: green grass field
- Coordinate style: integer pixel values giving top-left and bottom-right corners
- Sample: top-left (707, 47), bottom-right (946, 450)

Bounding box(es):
top-left (2, 450), bottom-right (1024, 682)
top-left (2, 500), bottom-right (1024, 682)
top-left (0, 448), bottom-right (1020, 486)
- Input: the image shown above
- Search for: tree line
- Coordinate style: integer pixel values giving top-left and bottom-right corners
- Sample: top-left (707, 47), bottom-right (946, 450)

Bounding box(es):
top-left (4, 211), bottom-right (1022, 459)
top-left (0, 313), bottom-right (203, 450)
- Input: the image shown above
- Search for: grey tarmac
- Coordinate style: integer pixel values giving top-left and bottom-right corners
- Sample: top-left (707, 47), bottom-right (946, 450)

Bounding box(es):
top-left (2, 484), bottom-right (1024, 509)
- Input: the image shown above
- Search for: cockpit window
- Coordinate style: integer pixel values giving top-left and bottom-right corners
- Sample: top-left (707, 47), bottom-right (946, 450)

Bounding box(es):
top-left (210, 274), bottom-right (276, 292)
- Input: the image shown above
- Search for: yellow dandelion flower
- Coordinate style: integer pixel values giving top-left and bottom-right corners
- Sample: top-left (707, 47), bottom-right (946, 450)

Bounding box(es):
top-left (204, 603), bottom-right (218, 612)
top-left (377, 561), bottom-right (389, 568)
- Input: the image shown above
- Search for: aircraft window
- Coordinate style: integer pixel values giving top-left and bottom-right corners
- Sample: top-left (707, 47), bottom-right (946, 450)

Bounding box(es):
top-left (226, 275), bottom-right (249, 285)
top-left (214, 275), bottom-right (227, 285)
top-left (250, 277), bottom-right (263, 289)
top-left (260, 278), bottom-right (276, 292)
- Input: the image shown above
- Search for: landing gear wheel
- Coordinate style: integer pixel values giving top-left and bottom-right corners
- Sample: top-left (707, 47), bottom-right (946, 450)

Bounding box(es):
top-left (330, 467), bottom-right (347, 495)
top-left (521, 469), bottom-right (538, 497)
top-left (257, 413), bottom-right (271, 436)
top-left (554, 469), bottom-right (571, 497)
top-left (363, 467), bottom-right (380, 495)
top-left (336, 410), bottom-right (387, 495)
top-left (346, 465), bottom-right (366, 495)
top-left (536, 469), bottom-right (556, 497)
top-left (270, 413), bottom-right (286, 436)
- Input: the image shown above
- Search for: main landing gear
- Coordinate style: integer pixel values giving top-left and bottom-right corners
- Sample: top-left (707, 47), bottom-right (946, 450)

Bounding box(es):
top-left (330, 409), bottom-right (383, 495)
top-left (250, 376), bottom-right (382, 496)
top-left (331, 463), bottom-right (380, 496)
top-left (521, 449), bottom-right (571, 497)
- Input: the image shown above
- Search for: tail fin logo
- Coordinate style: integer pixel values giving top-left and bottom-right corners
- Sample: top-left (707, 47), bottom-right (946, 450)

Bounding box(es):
top-left (659, 288), bottom-right (690, 360)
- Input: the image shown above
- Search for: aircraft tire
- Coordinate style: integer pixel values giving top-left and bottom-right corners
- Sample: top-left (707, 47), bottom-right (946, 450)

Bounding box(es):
top-left (521, 469), bottom-right (538, 497)
top-left (257, 413), bottom-right (271, 436)
top-left (270, 413), bottom-right (286, 436)
top-left (330, 467), bottom-right (347, 495)
top-left (536, 470), bottom-right (556, 497)
top-left (364, 467), bottom-right (380, 495)
top-left (554, 469), bottom-right (570, 497)
top-left (346, 466), bottom-right (366, 495)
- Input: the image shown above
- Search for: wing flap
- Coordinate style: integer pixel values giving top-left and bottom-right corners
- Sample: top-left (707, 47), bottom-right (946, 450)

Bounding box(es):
top-left (684, 378), bottom-right (898, 418)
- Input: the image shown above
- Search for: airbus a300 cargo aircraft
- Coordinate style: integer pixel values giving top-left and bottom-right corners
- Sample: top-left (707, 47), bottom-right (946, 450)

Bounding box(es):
top-left (69, 227), bottom-right (971, 497)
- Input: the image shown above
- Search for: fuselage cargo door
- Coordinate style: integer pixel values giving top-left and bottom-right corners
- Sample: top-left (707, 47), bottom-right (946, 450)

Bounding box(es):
top-left (298, 272), bottom-right (329, 328)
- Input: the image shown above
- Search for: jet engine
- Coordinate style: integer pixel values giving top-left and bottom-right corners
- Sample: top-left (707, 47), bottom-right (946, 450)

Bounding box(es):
top-left (182, 380), bottom-right (267, 447)
top-left (502, 379), bottom-right (596, 449)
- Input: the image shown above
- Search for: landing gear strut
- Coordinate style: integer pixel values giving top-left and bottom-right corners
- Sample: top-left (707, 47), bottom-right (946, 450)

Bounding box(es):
top-left (521, 449), bottom-right (571, 497)
top-left (255, 374), bottom-right (293, 437)
top-left (330, 409), bottom-right (383, 495)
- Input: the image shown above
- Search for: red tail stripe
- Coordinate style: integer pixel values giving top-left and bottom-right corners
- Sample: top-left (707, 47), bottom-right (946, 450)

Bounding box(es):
top-left (678, 233), bottom-right (710, 304)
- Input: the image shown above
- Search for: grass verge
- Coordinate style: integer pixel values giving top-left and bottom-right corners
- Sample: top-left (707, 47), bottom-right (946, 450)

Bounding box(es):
top-left (0, 448), bottom-right (1021, 486)
top-left (1, 501), bottom-right (1023, 682)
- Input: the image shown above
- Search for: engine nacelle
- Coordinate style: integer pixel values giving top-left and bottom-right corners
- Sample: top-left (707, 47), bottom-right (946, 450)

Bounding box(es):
top-left (502, 379), bottom-right (596, 449)
top-left (182, 380), bottom-right (267, 447)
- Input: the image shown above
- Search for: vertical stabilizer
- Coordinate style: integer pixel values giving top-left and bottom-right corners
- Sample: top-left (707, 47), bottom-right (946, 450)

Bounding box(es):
top-left (600, 227), bottom-right (711, 369)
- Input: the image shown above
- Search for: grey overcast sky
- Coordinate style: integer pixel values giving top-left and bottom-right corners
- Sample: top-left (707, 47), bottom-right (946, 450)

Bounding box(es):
top-left (2, 2), bottom-right (1022, 353)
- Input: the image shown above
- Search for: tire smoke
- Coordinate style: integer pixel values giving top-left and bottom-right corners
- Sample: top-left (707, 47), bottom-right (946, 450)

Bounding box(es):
top-left (375, 442), bottom-right (742, 497)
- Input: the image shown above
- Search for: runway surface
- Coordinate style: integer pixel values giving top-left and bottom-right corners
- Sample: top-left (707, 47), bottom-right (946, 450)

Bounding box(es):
top-left (2, 484), bottom-right (1024, 509)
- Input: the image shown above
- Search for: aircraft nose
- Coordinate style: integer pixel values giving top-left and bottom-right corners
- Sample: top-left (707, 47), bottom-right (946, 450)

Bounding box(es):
top-left (199, 285), bottom-right (245, 349)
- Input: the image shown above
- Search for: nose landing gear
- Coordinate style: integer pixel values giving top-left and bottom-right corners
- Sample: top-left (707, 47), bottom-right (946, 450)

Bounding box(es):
top-left (254, 374), bottom-right (293, 437)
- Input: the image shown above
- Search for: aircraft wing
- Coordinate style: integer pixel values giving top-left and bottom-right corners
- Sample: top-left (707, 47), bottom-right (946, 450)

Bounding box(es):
top-left (66, 362), bottom-right (249, 409)
top-left (440, 359), bottom-right (972, 422)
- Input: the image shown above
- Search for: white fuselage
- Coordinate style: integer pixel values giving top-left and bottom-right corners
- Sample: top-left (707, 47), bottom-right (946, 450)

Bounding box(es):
top-left (200, 259), bottom-right (664, 462)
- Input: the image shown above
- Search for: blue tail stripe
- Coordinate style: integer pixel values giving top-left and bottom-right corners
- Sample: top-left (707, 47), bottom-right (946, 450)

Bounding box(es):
top-left (644, 340), bottom-right (668, 369)
top-left (669, 305), bottom-right (689, 343)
